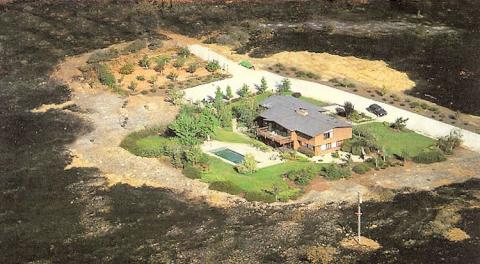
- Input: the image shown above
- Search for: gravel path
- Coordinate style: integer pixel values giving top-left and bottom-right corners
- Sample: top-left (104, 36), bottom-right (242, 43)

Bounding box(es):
top-left (184, 44), bottom-right (480, 153)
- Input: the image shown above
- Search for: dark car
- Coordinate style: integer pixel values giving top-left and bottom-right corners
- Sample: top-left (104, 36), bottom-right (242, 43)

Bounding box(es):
top-left (366, 104), bottom-right (387, 117)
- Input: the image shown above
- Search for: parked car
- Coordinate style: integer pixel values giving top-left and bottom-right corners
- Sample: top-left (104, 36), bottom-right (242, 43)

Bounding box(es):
top-left (366, 104), bottom-right (387, 117)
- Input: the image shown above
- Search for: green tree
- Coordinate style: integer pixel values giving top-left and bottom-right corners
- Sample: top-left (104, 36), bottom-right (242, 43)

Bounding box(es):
top-left (217, 105), bottom-right (233, 128)
top-left (214, 86), bottom-right (224, 110)
top-left (119, 63), bottom-right (135, 75)
top-left (138, 55), bottom-right (151, 69)
top-left (232, 98), bottom-right (259, 128)
top-left (258, 77), bottom-right (268, 94)
top-left (237, 84), bottom-right (251, 98)
top-left (185, 146), bottom-right (208, 166)
top-left (344, 101), bottom-right (355, 118)
top-left (225, 85), bottom-right (233, 99)
top-left (206, 60), bottom-right (221, 72)
top-left (235, 153), bottom-right (257, 174)
top-left (169, 107), bottom-right (218, 145)
top-left (277, 78), bottom-right (291, 93)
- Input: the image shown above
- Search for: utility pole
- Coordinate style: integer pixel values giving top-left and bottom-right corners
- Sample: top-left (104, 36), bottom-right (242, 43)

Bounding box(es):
top-left (355, 192), bottom-right (363, 244)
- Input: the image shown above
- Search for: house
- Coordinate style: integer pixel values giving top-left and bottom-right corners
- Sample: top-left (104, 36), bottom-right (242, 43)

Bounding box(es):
top-left (256, 95), bottom-right (352, 156)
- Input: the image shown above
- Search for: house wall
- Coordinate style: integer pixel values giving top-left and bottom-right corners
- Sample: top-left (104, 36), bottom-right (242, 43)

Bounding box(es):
top-left (290, 127), bottom-right (353, 155)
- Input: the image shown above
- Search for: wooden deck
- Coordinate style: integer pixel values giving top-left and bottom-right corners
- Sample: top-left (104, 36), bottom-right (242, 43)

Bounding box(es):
top-left (256, 127), bottom-right (293, 145)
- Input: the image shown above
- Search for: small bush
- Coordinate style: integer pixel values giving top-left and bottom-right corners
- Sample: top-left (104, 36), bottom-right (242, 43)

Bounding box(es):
top-left (320, 164), bottom-right (351, 180)
top-left (148, 39), bottom-right (163, 50)
top-left (177, 47), bottom-right (191, 57)
top-left (136, 75), bottom-right (145, 81)
top-left (413, 148), bottom-right (447, 164)
top-left (286, 166), bottom-right (317, 185)
top-left (352, 163), bottom-right (371, 174)
top-left (209, 181), bottom-right (243, 195)
top-left (87, 48), bottom-right (119, 63)
top-left (95, 64), bottom-right (116, 87)
top-left (291, 92), bottom-right (302, 98)
top-left (182, 165), bottom-right (202, 179)
top-left (206, 60), bottom-right (221, 72)
top-left (298, 146), bottom-right (315, 158)
top-left (244, 191), bottom-right (276, 203)
top-left (123, 39), bottom-right (146, 53)
top-left (119, 63), bottom-right (135, 75)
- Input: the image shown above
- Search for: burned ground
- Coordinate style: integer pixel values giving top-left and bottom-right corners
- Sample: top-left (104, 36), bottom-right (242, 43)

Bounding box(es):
top-left (1, 1), bottom-right (479, 263)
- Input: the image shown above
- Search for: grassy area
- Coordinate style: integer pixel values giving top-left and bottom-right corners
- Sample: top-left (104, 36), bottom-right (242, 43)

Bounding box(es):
top-left (202, 157), bottom-right (318, 201)
top-left (212, 127), bottom-right (254, 144)
top-left (356, 122), bottom-right (435, 157)
top-left (298, 95), bottom-right (329, 107)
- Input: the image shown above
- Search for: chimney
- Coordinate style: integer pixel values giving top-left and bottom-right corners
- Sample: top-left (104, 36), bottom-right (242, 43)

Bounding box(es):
top-left (296, 108), bottom-right (309, 116)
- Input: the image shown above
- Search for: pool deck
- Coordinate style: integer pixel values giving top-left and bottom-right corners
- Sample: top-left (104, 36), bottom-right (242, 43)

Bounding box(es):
top-left (201, 140), bottom-right (284, 168)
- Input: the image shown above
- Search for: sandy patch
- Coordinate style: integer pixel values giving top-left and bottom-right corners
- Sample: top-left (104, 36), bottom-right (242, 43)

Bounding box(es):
top-left (340, 236), bottom-right (381, 251)
top-left (207, 44), bottom-right (415, 92)
top-left (445, 228), bottom-right (470, 241)
top-left (31, 101), bottom-right (75, 113)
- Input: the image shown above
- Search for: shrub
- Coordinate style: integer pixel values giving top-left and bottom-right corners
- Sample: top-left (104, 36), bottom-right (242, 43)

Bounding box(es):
top-left (173, 57), bottom-right (186, 69)
top-left (251, 140), bottom-right (270, 152)
top-left (136, 75), bottom-right (145, 81)
top-left (123, 39), bottom-right (146, 53)
top-left (127, 81), bottom-right (137, 92)
top-left (87, 48), bottom-right (119, 63)
top-left (244, 191), bottom-right (276, 203)
top-left (186, 63), bottom-right (198, 74)
top-left (257, 77), bottom-right (269, 94)
top-left (413, 148), bottom-right (447, 164)
top-left (291, 92), bottom-right (302, 98)
top-left (437, 129), bottom-right (462, 154)
top-left (298, 146), bottom-right (315, 158)
top-left (148, 39), bottom-right (163, 50)
top-left (209, 181), bottom-right (242, 195)
top-left (390, 117), bottom-right (409, 130)
top-left (352, 163), bottom-right (371, 174)
top-left (277, 78), bottom-right (292, 94)
top-left (331, 151), bottom-right (340, 158)
top-left (182, 165), bottom-right (202, 179)
top-left (237, 84), bottom-right (251, 97)
top-left (95, 64), bottom-right (116, 87)
top-left (344, 101), bottom-right (355, 118)
top-left (177, 47), bottom-right (191, 57)
top-left (320, 164), bottom-right (351, 180)
top-left (286, 166), bottom-right (317, 185)
top-left (119, 63), bottom-right (135, 75)
top-left (235, 154), bottom-right (257, 174)
top-left (167, 72), bottom-right (179, 82)
top-left (206, 60), bottom-right (221, 72)
top-left (138, 55), bottom-right (151, 69)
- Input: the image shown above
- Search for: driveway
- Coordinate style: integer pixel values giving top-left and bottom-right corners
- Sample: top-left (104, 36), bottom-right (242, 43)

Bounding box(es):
top-left (185, 44), bottom-right (480, 153)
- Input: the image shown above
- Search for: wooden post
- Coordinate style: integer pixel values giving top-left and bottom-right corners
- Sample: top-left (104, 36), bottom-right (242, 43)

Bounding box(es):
top-left (355, 192), bottom-right (362, 244)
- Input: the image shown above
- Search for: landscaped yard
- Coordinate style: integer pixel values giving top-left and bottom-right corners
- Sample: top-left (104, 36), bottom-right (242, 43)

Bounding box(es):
top-left (202, 157), bottom-right (318, 201)
top-left (356, 122), bottom-right (435, 157)
top-left (212, 127), bottom-right (254, 144)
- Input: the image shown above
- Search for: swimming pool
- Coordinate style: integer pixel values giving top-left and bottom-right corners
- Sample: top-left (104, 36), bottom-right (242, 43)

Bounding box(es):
top-left (211, 148), bottom-right (245, 164)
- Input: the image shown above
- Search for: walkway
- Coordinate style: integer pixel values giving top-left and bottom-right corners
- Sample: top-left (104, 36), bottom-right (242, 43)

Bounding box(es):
top-left (184, 44), bottom-right (480, 153)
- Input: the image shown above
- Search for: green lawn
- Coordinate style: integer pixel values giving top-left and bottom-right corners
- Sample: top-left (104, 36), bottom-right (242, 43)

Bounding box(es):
top-left (298, 95), bottom-right (329, 107)
top-left (212, 127), bottom-right (254, 144)
top-left (202, 157), bottom-right (319, 201)
top-left (135, 135), bottom-right (172, 151)
top-left (356, 122), bottom-right (435, 157)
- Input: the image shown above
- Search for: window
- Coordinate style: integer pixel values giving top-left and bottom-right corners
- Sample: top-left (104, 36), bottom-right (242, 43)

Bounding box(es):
top-left (323, 131), bottom-right (332, 139)
top-left (325, 143), bottom-right (332, 149)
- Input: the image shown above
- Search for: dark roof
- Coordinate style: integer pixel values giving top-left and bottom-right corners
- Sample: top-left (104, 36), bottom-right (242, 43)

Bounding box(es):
top-left (258, 95), bottom-right (351, 137)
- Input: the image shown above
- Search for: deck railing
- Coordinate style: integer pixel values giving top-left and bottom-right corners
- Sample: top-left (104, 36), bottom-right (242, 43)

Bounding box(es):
top-left (256, 127), bottom-right (293, 145)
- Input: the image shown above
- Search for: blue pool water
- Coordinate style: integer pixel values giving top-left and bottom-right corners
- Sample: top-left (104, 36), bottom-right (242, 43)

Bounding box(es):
top-left (211, 148), bottom-right (245, 164)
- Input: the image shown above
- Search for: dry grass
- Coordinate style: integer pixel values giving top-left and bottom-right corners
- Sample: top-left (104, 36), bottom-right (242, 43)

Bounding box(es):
top-left (445, 228), bottom-right (470, 241)
top-left (305, 245), bottom-right (338, 264)
top-left (207, 44), bottom-right (415, 92)
top-left (340, 236), bottom-right (381, 251)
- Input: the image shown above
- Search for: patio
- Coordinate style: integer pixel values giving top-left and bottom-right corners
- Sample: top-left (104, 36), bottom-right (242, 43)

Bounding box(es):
top-left (201, 140), bottom-right (284, 168)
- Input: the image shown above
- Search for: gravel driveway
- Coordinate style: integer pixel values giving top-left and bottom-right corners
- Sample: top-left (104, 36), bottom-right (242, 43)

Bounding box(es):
top-left (185, 44), bottom-right (480, 153)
